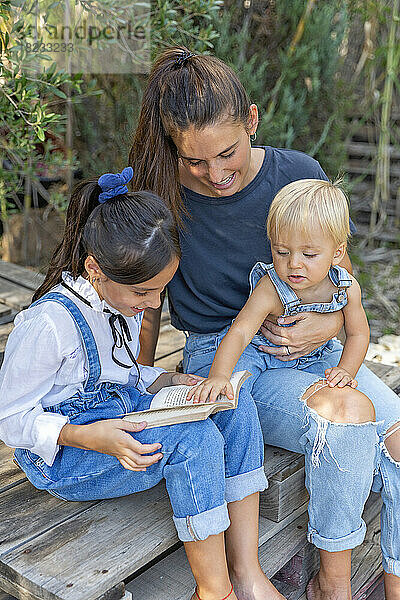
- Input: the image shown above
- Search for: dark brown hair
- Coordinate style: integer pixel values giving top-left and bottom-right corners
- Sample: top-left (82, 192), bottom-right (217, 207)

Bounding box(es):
top-left (33, 181), bottom-right (180, 301)
top-left (129, 46), bottom-right (251, 225)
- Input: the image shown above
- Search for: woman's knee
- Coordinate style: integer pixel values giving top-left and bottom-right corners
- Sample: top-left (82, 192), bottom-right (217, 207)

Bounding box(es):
top-left (303, 381), bottom-right (376, 424)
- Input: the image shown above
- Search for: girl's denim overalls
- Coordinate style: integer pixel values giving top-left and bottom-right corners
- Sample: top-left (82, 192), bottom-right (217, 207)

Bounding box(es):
top-left (14, 292), bottom-right (267, 542)
top-left (183, 263), bottom-right (400, 574)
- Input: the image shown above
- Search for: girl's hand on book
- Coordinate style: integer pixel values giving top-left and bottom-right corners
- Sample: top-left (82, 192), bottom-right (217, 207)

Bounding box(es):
top-left (59, 420), bottom-right (163, 472)
top-left (325, 367), bottom-right (358, 388)
top-left (186, 376), bottom-right (234, 404)
top-left (170, 373), bottom-right (204, 386)
top-left (147, 372), bottom-right (204, 393)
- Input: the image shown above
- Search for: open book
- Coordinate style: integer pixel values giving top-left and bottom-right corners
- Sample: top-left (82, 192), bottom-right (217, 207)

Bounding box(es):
top-left (123, 370), bottom-right (251, 428)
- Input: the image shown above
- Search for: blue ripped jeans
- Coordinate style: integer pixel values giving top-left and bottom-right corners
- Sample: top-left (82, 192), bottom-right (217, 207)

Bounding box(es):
top-left (183, 327), bottom-right (400, 576)
top-left (14, 292), bottom-right (267, 543)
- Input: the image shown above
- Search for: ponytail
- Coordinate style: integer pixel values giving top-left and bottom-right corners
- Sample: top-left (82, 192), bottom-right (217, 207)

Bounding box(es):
top-left (33, 180), bottom-right (100, 301)
top-left (33, 181), bottom-right (180, 301)
top-left (129, 46), bottom-right (251, 226)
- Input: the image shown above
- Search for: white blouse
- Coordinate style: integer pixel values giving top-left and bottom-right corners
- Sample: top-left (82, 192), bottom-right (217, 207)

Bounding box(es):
top-left (0, 273), bottom-right (165, 466)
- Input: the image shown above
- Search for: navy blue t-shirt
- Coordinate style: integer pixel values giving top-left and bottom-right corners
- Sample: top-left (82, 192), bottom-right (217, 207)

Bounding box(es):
top-left (168, 146), bottom-right (351, 334)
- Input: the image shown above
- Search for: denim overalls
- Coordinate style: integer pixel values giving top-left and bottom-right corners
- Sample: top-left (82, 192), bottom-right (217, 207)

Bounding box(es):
top-left (247, 261), bottom-right (352, 369)
top-left (183, 265), bottom-right (400, 573)
top-left (14, 292), bottom-right (267, 542)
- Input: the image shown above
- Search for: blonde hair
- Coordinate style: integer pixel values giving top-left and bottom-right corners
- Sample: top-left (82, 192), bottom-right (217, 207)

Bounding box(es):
top-left (267, 179), bottom-right (350, 247)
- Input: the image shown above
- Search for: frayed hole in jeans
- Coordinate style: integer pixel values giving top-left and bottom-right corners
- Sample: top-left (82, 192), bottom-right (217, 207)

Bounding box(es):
top-left (384, 422), bottom-right (400, 463)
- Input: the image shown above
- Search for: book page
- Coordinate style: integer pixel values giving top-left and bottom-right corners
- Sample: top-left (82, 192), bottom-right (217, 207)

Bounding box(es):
top-left (149, 370), bottom-right (250, 410)
top-left (149, 384), bottom-right (195, 409)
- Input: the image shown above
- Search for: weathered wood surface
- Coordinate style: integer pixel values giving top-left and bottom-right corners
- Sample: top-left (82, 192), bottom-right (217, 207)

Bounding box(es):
top-left (0, 483), bottom-right (176, 600)
top-left (0, 262), bottom-right (44, 292)
top-left (261, 466), bottom-right (309, 522)
top-left (0, 444), bottom-right (26, 493)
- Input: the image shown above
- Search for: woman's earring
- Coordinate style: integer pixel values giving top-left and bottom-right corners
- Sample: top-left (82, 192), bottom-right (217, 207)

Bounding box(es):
top-left (250, 132), bottom-right (257, 142)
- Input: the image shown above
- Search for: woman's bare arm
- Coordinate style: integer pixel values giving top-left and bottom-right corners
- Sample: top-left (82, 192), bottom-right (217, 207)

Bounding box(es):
top-left (138, 306), bottom-right (162, 366)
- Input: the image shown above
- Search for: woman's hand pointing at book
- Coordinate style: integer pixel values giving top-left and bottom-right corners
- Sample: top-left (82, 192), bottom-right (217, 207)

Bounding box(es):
top-left (147, 371), bottom-right (204, 393)
top-left (186, 375), bottom-right (234, 404)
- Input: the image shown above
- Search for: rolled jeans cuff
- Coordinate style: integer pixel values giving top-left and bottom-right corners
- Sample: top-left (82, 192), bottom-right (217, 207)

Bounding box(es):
top-left (225, 466), bottom-right (268, 504)
top-left (383, 556), bottom-right (400, 577)
top-left (173, 502), bottom-right (230, 542)
top-left (307, 520), bottom-right (367, 551)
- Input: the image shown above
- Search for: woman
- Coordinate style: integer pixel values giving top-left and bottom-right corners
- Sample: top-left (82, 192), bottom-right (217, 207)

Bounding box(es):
top-left (129, 47), bottom-right (400, 600)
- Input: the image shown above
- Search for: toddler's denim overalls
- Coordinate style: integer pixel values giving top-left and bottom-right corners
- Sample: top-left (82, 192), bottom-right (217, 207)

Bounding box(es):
top-left (183, 264), bottom-right (400, 574)
top-left (14, 292), bottom-right (267, 542)
top-left (247, 262), bottom-right (352, 369)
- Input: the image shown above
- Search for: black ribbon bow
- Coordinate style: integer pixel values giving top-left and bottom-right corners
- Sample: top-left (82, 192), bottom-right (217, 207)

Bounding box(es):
top-left (105, 310), bottom-right (140, 376)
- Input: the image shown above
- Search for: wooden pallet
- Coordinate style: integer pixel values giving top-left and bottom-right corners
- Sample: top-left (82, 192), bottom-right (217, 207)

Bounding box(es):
top-left (346, 113), bottom-right (400, 236)
top-left (0, 261), bottom-right (397, 600)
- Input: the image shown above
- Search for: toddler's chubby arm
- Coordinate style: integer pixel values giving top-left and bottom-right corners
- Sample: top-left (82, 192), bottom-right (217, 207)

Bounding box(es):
top-left (187, 277), bottom-right (282, 404)
top-left (325, 275), bottom-right (369, 388)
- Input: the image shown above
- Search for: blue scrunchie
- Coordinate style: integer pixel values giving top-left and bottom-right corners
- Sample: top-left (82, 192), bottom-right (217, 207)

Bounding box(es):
top-left (98, 166), bottom-right (133, 203)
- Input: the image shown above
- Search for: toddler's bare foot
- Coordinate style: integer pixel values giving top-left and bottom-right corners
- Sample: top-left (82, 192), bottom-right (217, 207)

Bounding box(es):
top-left (306, 573), bottom-right (351, 600)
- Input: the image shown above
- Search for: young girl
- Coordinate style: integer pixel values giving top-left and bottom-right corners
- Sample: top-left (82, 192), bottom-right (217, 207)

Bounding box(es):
top-left (0, 167), bottom-right (277, 600)
top-left (187, 178), bottom-right (370, 404)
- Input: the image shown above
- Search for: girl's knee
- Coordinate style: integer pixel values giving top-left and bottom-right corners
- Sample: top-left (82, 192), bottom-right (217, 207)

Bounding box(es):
top-left (303, 381), bottom-right (376, 424)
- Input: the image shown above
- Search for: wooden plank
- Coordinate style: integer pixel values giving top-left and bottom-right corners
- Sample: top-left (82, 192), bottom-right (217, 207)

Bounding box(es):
top-left (0, 306), bottom-right (11, 319)
top-left (273, 543), bottom-right (319, 590)
top-left (362, 493), bottom-right (382, 534)
top-left (0, 483), bottom-right (178, 600)
top-left (0, 443), bottom-right (26, 493)
top-left (259, 512), bottom-right (309, 578)
top-left (127, 505), bottom-right (309, 600)
top-left (359, 574), bottom-right (384, 600)
top-left (0, 578), bottom-right (125, 600)
top-left (260, 466), bottom-right (309, 522)
top-left (0, 591), bottom-right (15, 600)
top-left (347, 142), bottom-right (400, 160)
top-left (154, 349), bottom-right (184, 371)
top-left (272, 454), bottom-right (305, 482)
top-left (264, 445), bottom-right (303, 479)
top-left (365, 362), bottom-right (393, 378)
top-left (0, 281), bottom-right (32, 311)
top-left (154, 321), bottom-right (185, 370)
top-left (346, 160), bottom-right (400, 177)
top-left (0, 482), bottom-right (99, 556)
top-left (366, 361), bottom-right (400, 394)
top-left (0, 262), bottom-right (44, 291)
top-left (0, 324), bottom-right (14, 357)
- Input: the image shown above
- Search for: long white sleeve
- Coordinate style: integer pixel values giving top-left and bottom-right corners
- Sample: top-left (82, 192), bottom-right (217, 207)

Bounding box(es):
top-left (0, 315), bottom-right (69, 466)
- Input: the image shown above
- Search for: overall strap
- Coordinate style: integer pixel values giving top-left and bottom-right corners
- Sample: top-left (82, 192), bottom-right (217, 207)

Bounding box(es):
top-left (261, 263), bottom-right (301, 315)
top-left (328, 265), bottom-right (352, 289)
top-left (31, 292), bottom-right (101, 391)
